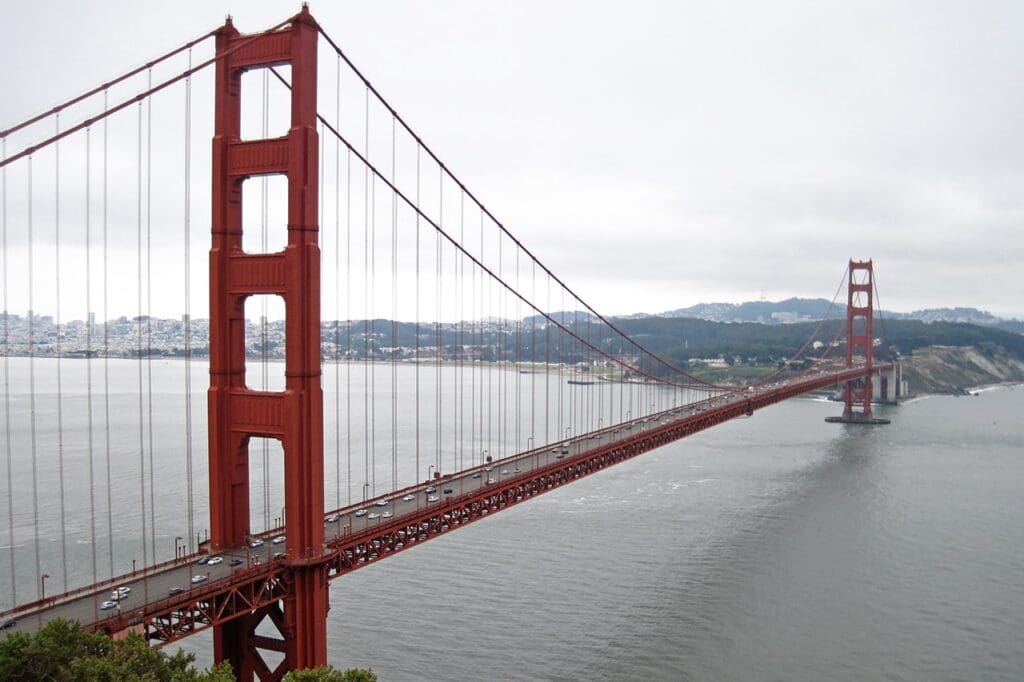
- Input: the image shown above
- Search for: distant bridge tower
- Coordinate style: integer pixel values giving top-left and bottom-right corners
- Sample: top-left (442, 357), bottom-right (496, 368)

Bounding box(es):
top-left (828, 259), bottom-right (889, 425)
top-left (208, 7), bottom-right (327, 679)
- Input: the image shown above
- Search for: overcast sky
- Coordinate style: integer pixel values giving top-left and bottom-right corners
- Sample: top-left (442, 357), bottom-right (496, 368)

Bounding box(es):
top-left (2, 0), bottom-right (1022, 320)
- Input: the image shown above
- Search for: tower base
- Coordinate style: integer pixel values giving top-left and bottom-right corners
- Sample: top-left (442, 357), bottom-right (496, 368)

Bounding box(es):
top-left (825, 414), bottom-right (890, 425)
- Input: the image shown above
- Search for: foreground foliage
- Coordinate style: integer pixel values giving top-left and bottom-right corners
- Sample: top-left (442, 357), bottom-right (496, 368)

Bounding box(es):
top-left (0, 619), bottom-right (232, 681)
top-left (283, 667), bottom-right (377, 681)
top-left (0, 619), bottom-right (378, 681)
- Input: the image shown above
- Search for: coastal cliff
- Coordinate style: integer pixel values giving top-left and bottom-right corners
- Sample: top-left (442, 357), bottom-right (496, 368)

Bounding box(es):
top-left (900, 345), bottom-right (1024, 396)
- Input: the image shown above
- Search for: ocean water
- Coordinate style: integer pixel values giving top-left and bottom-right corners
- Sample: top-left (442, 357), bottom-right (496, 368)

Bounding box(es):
top-left (3, 357), bottom-right (1023, 680)
top-left (184, 385), bottom-right (1021, 681)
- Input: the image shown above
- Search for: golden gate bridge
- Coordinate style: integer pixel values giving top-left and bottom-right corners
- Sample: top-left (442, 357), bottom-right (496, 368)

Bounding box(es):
top-left (1, 7), bottom-right (893, 679)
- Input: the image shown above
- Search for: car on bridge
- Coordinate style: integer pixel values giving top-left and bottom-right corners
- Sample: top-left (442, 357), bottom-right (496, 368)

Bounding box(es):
top-left (354, 509), bottom-right (368, 517)
top-left (250, 539), bottom-right (265, 548)
top-left (191, 575), bottom-right (207, 584)
top-left (100, 601), bottom-right (117, 610)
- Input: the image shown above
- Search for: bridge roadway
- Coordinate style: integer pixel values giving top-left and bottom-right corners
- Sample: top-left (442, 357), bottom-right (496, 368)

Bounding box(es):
top-left (0, 365), bottom-right (886, 643)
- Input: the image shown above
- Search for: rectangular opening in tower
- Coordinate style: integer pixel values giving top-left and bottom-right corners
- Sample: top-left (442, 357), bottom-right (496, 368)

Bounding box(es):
top-left (239, 66), bottom-right (292, 141)
top-left (247, 436), bottom-right (285, 537)
top-left (241, 174), bottom-right (288, 253)
top-left (245, 294), bottom-right (286, 390)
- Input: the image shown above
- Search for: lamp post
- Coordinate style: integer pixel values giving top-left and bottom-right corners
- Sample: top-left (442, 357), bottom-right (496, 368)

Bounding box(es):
top-left (428, 464), bottom-right (435, 481)
top-left (526, 436), bottom-right (533, 451)
top-left (40, 573), bottom-right (50, 599)
top-left (362, 482), bottom-right (369, 502)
top-left (174, 536), bottom-right (183, 559)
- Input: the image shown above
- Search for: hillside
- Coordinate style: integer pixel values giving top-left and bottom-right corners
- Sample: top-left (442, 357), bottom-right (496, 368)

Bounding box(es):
top-left (900, 345), bottom-right (1024, 395)
top-left (654, 298), bottom-right (1024, 333)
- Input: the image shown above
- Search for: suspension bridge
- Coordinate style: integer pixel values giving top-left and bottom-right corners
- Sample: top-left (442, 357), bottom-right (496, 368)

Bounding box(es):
top-left (1, 8), bottom-right (894, 680)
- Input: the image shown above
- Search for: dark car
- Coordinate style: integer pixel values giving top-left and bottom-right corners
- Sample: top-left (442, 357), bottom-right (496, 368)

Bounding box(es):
top-left (168, 587), bottom-right (184, 596)
top-left (443, 488), bottom-right (454, 494)
top-left (229, 558), bottom-right (243, 566)
top-left (0, 618), bottom-right (15, 630)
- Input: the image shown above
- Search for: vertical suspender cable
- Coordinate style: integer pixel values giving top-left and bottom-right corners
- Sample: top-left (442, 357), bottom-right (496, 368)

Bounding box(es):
top-left (391, 116), bottom-right (397, 492)
top-left (85, 126), bottom-right (98, 585)
top-left (436, 168), bottom-right (442, 473)
top-left (468, 208), bottom-right (473, 462)
top-left (362, 86), bottom-right (370, 501)
top-left (497, 231), bottom-right (502, 454)
top-left (531, 260), bottom-right (536, 446)
top-left (184, 50), bottom-right (195, 551)
top-left (28, 155), bottom-right (41, 597)
top-left (145, 71), bottom-right (156, 565)
top-left (455, 193), bottom-right (461, 471)
top-left (55, 114), bottom-right (70, 591)
top-left (485, 213), bottom-right (491, 459)
top-left (370, 163), bottom-right (376, 495)
top-left (334, 55), bottom-right (341, 509)
top-left (1, 138), bottom-right (15, 603)
top-left (345, 148), bottom-right (352, 506)
top-left (136, 98), bottom-right (149, 572)
top-left (545, 272), bottom-right (550, 446)
top-left (515, 246), bottom-right (521, 453)
top-left (414, 147), bottom-right (420, 483)
top-left (102, 92), bottom-right (113, 577)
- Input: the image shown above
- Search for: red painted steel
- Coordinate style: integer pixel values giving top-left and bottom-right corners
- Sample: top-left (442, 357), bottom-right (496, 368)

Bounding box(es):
top-left (208, 7), bottom-right (326, 678)
top-left (843, 260), bottom-right (875, 418)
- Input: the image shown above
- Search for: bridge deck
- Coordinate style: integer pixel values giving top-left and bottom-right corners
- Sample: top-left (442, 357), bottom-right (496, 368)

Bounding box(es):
top-left (0, 366), bottom-right (886, 642)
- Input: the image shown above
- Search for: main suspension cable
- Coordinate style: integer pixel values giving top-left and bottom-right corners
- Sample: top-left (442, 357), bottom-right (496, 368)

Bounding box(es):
top-left (316, 26), bottom-right (719, 389)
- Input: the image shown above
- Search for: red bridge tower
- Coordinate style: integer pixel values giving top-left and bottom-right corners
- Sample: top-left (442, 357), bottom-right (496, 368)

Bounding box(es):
top-left (208, 7), bottom-right (327, 679)
top-left (827, 259), bottom-right (890, 425)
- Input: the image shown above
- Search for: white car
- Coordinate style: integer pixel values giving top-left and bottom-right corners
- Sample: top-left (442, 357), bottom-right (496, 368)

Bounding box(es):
top-left (326, 515), bottom-right (339, 523)
top-left (250, 539), bottom-right (265, 548)
top-left (382, 511), bottom-right (393, 519)
top-left (115, 586), bottom-right (131, 596)
top-left (100, 600), bottom-right (117, 610)
top-left (426, 494), bottom-right (439, 503)
top-left (401, 494), bottom-right (416, 502)
top-left (354, 509), bottom-right (368, 518)
top-left (368, 512), bottom-right (381, 520)
top-left (271, 536), bottom-right (286, 545)
top-left (374, 499), bottom-right (389, 507)
top-left (191, 575), bottom-right (207, 584)
top-left (206, 556), bottom-right (223, 565)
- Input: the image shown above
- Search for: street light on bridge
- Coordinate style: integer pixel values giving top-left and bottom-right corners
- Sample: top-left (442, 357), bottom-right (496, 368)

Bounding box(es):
top-left (40, 573), bottom-right (50, 599)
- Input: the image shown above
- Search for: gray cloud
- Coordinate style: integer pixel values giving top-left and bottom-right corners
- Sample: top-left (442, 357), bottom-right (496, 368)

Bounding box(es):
top-left (2, 0), bottom-right (1022, 320)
